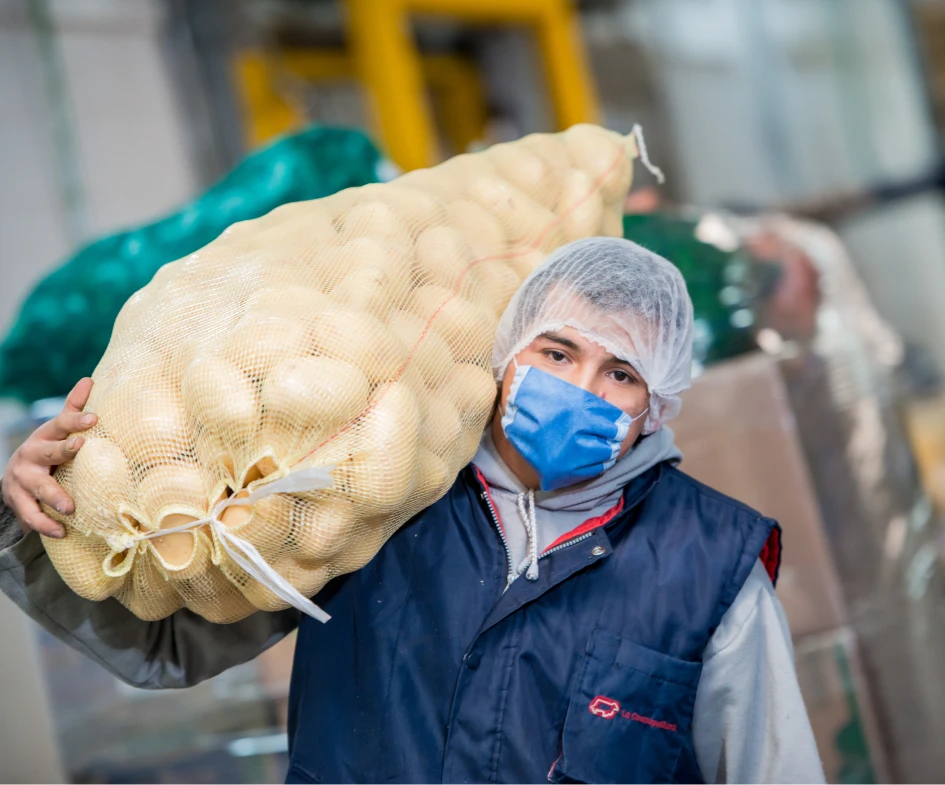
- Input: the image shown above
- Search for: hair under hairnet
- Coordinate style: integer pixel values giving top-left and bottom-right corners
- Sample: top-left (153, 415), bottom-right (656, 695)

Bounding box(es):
top-left (493, 237), bottom-right (694, 433)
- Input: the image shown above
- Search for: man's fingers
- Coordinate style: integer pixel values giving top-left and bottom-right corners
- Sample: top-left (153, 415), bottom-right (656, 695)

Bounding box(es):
top-left (33, 477), bottom-right (75, 516)
top-left (27, 435), bottom-right (85, 467)
top-left (41, 409), bottom-right (97, 442)
top-left (39, 378), bottom-right (95, 440)
top-left (7, 488), bottom-right (65, 538)
top-left (64, 378), bottom-right (94, 413)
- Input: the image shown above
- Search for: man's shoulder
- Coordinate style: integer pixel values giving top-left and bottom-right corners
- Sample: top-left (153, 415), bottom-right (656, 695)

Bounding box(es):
top-left (651, 464), bottom-right (782, 588)
top-left (655, 464), bottom-right (776, 526)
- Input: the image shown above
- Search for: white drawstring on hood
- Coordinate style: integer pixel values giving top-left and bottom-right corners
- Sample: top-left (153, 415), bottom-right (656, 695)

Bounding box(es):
top-left (516, 489), bottom-right (540, 582)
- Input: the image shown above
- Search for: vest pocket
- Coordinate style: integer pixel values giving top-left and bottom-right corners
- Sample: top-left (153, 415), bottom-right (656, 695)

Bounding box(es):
top-left (550, 630), bottom-right (702, 784)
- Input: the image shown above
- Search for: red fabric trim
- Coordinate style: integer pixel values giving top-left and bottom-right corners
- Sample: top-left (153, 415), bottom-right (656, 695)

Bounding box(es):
top-left (759, 526), bottom-right (782, 586)
top-left (473, 467), bottom-right (505, 536)
top-left (542, 497), bottom-right (625, 554)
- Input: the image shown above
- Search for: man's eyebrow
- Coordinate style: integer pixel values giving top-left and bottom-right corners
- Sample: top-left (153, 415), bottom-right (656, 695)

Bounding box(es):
top-left (537, 331), bottom-right (582, 352)
top-left (604, 353), bottom-right (634, 368)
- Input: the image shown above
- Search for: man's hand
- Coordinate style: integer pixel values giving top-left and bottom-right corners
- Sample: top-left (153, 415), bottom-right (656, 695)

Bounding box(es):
top-left (1, 378), bottom-right (97, 538)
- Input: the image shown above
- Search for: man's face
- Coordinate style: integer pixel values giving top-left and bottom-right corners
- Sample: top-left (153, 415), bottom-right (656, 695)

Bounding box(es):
top-left (497, 326), bottom-right (651, 458)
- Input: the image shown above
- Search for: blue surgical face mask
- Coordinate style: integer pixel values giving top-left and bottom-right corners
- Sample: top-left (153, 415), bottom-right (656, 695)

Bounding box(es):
top-left (500, 363), bottom-right (649, 491)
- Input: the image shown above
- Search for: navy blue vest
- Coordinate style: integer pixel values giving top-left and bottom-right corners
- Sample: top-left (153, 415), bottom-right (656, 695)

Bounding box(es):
top-left (285, 462), bottom-right (780, 784)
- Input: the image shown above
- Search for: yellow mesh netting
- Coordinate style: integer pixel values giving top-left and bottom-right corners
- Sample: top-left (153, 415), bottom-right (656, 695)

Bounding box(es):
top-left (43, 124), bottom-right (648, 622)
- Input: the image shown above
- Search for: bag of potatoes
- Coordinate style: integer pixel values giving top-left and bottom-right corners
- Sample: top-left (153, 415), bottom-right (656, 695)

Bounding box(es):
top-left (45, 124), bottom-right (659, 622)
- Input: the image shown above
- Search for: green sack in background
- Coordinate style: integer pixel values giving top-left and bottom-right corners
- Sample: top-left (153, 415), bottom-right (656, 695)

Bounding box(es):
top-left (623, 212), bottom-right (776, 368)
top-left (0, 126), bottom-right (382, 404)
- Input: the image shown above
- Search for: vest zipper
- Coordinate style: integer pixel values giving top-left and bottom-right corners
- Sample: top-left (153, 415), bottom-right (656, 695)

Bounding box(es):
top-left (482, 490), bottom-right (600, 580)
top-left (480, 491), bottom-right (515, 585)
top-left (539, 531), bottom-right (595, 559)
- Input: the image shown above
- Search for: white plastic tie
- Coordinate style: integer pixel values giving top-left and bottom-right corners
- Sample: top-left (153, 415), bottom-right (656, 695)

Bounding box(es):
top-left (631, 124), bottom-right (665, 185)
top-left (127, 465), bottom-right (337, 623)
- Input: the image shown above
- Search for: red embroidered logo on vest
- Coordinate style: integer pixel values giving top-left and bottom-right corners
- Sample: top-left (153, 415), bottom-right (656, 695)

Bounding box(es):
top-left (588, 695), bottom-right (621, 719)
top-left (588, 696), bottom-right (677, 732)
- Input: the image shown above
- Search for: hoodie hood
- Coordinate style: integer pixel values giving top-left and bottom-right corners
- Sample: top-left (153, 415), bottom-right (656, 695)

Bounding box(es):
top-left (472, 425), bottom-right (682, 585)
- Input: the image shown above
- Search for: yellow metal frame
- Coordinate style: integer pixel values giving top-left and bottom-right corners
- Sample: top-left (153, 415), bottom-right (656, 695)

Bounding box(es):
top-left (234, 0), bottom-right (599, 170)
top-left (234, 49), bottom-right (486, 160)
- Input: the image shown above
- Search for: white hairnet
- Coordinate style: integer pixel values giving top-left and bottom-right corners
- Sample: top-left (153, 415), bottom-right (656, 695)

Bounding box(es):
top-left (492, 237), bottom-right (694, 433)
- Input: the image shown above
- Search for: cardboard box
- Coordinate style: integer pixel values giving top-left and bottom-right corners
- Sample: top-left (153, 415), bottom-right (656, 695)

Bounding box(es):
top-left (794, 628), bottom-right (889, 784)
top-left (672, 352), bottom-right (847, 638)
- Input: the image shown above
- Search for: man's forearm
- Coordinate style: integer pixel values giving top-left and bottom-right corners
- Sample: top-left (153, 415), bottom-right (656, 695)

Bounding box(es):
top-left (0, 503), bottom-right (299, 689)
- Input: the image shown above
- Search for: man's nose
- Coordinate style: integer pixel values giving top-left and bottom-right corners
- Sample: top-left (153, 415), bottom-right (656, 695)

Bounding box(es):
top-left (571, 366), bottom-right (606, 400)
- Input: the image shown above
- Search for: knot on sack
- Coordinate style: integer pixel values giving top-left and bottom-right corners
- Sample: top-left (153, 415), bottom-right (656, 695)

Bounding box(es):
top-left (104, 530), bottom-right (142, 553)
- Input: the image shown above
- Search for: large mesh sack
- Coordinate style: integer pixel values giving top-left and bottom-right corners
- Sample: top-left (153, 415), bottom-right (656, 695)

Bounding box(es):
top-left (44, 124), bottom-right (656, 623)
top-left (0, 126), bottom-right (382, 404)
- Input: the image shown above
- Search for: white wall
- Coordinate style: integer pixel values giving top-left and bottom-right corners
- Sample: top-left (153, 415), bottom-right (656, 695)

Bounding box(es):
top-left (0, 0), bottom-right (197, 337)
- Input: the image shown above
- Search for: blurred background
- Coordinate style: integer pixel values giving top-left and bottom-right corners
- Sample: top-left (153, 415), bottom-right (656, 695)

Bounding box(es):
top-left (3, 0), bottom-right (945, 782)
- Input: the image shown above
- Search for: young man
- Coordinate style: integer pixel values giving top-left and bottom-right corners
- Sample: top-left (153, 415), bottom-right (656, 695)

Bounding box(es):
top-left (1, 237), bottom-right (824, 783)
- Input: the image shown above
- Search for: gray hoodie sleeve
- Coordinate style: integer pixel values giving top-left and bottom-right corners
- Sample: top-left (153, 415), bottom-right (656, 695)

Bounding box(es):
top-left (0, 503), bottom-right (299, 690)
top-left (692, 560), bottom-right (826, 784)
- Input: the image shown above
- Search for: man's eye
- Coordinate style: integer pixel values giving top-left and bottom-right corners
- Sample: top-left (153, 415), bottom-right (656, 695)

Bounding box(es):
top-left (612, 370), bottom-right (633, 384)
top-left (543, 350), bottom-right (567, 363)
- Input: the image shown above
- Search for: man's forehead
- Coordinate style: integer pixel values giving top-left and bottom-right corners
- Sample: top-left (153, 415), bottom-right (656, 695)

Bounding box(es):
top-left (539, 327), bottom-right (635, 364)
top-left (533, 286), bottom-right (646, 355)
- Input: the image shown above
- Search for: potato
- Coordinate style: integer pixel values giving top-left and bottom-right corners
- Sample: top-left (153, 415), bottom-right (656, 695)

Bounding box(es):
top-left (519, 132), bottom-right (572, 171)
top-left (224, 314), bottom-right (314, 380)
top-left (250, 200), bottom-right (337, 238)
top-left (446, 200), bottom-right (507, 259)
top-left (562, 123), bottom-right (632, 203)
top-left (117, 554), bottom-right (185, 620)
top-left (410, 285), bottom-right (495, 363)
top-left (414, 225), bottom-right (477, 289)
top-left (62, 438), bottom-right (134, 535)
top-left (506, 247), bottom-right (546, 282)
top-left (183, 354), bottom-right (258, 438)
top-left (387, 310), bottom-right (453, 387)
top-left (467, 261), bottom-right (522, 317)
top-left (292, 495), bottom-right (360, 562)
top-left (260, 356), bottom-right (370, 458)
top-left (175, 549), bottom-right (258, 623)
top-left (219, 492), bottom-right (295, 560)
top-left (362, 182), bottom-right (446, 230)
top-left (556, 169), bottom-right (606, 243)
top-left (148, 513), bottom-right (200, 570)
top-left (97, 383), bottom-right (188, 469)
top-left (336, 200), bottom-right (412, 248)
top-left (42, 530), bottom-right (125, 602)
top-left (136, 461), bottom-right (209, 524)
top-left (466, 174), bottom-right (559, 248)
top-left (329, 266), bottom-right (398, 320)
top-left (398, 167), bottom-right (465, 202)
top-left (310, 307), bottom-right (407, 384)
top-left (236, 554), bottom-right (330, 613)
top-left (421, 397), bottom-right (463, 456)
top-left (416, 449), bottom-right (451, 502)
top-left (246, 285), bottom-right (330, 319)
top-left (331, 382), bottom-right (421, 515)
top-left (487, 143), bottom-right (559, 208)
top-left (149, 288), bottom-right (242, 367)
top-left (601, 205), bottom-right (624, 239)
top-left (320, 238), bottom-right (413, 303)
top-left (438, 364), bottom-right (497, 427)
